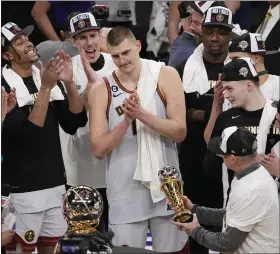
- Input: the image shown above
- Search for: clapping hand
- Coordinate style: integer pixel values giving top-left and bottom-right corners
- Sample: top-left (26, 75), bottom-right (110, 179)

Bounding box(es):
top-left (2, 87), bottom-right (17, 122)
top-left (121, 91), bottom-right (143, 123)
top-left (39, 56), bottom-right (64, 90)
top-left (55, 50), bottom-right (73, 84)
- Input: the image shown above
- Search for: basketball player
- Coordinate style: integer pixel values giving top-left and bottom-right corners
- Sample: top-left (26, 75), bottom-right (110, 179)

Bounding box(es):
top-left (204, 57), bottom-right (280, 203)
top-left (1, 22), bottom-right (87, 254)
top-left (58, 12), bottom-right (116, 233)
top-left (87, 26), bottom-right (187, 252)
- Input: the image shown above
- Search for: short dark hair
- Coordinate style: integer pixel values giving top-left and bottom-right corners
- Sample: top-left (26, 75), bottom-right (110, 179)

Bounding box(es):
top-left (107, 26), bottom-right (136, 47)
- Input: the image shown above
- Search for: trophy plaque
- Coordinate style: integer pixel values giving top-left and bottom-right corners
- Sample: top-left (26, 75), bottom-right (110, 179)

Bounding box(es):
top-left (158, 166), bottom-right (193, 223)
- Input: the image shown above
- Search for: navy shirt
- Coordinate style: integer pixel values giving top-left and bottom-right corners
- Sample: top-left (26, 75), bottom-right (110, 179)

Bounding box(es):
top-left (168, 32), bottom-right (197, 68)
top-left (48, 1), bottom-right (94, 30)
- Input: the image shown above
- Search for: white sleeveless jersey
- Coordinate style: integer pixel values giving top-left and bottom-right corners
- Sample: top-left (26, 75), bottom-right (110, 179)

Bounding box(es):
top-left (104, 70), bottom-right (178, 224)
top-left (59, 53), bottom-right (116, 188)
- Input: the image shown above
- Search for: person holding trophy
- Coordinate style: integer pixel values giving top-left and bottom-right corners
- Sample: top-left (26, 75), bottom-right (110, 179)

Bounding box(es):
top-left (172, 127), bottom-right (279, 253)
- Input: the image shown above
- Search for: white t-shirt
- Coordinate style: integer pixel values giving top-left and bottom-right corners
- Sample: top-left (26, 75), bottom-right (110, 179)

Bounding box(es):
top-left (60, 52), bottom-right (116, 188)
top-left (225, 166), bottom-right (279, 253)
top-left (260, 74), bottom-right (280, 101)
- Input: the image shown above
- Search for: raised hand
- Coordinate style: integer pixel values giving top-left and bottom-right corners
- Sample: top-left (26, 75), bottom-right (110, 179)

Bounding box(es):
top-left (55, 50), bottom-right (73, 84)
top-left (213, 73), bottom-right (225, 105)
top-left (76, 42), bottom-right (97, 84)
top-left (39, 56), bottom-right (64, 90)
top-left (2, 87), bottom-right (17, 122)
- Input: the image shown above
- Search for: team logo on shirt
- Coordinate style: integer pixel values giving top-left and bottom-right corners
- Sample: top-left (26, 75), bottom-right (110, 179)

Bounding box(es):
top-left (24, 230), bottom-right (35, 242)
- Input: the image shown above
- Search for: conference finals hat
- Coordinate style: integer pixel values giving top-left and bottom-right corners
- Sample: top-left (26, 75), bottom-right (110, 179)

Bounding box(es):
top-left (1, 22), bottom-right (34, 49)
top-left (208, 126), bottom-right (258, 156)
top-left (229, 32), bottom-right (266, 54)
top-left (202, 6), bottom-right (234, 29)
top-left (222, 57), bottom-right (259, 82)
top-left (70, 12), bottom-right (101, 37)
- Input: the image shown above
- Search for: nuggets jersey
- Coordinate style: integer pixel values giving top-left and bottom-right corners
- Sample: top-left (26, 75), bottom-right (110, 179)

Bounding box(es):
top-left (104, 70), bottom-right (179, 224)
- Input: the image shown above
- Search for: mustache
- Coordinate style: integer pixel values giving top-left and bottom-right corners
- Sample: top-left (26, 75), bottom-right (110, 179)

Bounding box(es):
top-left (24, 46), bottom-right (35, 54)
top-left (120, 62), bottom-right (130, 67)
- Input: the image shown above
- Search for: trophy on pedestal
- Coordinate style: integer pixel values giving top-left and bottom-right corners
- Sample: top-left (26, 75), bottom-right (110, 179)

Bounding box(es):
top-left (158, 166), bottom-right (193, 223)
top-left (55, 185), bottom-right (113, 254)
top-left (63, 185), bottom-right (103, 235)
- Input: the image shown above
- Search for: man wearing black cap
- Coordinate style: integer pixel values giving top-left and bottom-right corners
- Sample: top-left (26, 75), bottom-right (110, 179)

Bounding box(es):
top-left (229, 32), bottom-right (280, 101)
top-left (204, 57), bottom-right (280, 207)
top-left (177, 6), bottom-right (234, 250)
top-left (1, 22), bottom-right (87, 253)
top-left (174, 126), bottom-right (279, 253)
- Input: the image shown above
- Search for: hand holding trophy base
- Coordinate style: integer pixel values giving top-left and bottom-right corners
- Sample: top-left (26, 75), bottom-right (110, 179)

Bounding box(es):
top-left (159, 166), bottom-right (193, 223)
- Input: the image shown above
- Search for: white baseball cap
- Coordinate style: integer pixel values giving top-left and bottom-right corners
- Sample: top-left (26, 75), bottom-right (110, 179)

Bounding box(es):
top-left (202, 6), bottom-right (234, 29)
top-left (1, 22), bottom-right (34, 49)
top-left (69, 12), bottom-right (101, 37)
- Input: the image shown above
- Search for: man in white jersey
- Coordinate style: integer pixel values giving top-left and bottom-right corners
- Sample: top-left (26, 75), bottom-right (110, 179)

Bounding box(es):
top-left (59, 12), bottom-right (116, 233)
top-left (88, 26), bottom-right (188, 252)
top-left (229, 32), bottom-right (280, 101)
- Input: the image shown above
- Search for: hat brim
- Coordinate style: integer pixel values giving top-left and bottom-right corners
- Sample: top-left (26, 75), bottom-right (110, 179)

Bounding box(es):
top-left (70, 26), bottom-right (101, 37)
top-left (202, 22), bottom-right (234, 30)
top-left (13, 25), bottom-right (34, 41)
top-left (208, 136), bottom-right (227, 155)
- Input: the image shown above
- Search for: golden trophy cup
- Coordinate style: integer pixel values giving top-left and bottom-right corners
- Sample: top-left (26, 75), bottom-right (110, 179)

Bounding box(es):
top-left (158, 166), bottom-right (193, 223)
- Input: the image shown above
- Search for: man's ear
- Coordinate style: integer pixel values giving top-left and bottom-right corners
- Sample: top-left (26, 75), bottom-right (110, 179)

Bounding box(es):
top-left (2, 51), bottom-right (13, 61)
top-left (136, 40), bottom-right (142, 53)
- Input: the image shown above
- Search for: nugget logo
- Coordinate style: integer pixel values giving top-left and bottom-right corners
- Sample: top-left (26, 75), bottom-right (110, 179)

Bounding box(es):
top-left (24, 230), bottom-right (35, 242)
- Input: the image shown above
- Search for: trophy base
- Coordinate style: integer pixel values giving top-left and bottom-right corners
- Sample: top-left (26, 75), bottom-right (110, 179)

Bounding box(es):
top-left (174, 211), bottom-right (193, 223)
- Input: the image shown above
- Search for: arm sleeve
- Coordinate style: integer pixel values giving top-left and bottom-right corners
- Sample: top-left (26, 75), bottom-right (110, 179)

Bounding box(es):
top-left (52, 82), bottom-right (88, 135)
top-left (192, 205), bottom-right (226, 227)
top-left (190, 225), bottom-right (248, 252)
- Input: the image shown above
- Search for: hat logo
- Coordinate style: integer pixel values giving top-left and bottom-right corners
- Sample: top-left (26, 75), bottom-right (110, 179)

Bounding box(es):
top-left (1, 37), bottom-right (5, 47)
top-left (216, 14), bottom-right (224, 22)
top-left (78, 20), bottom-right (86, 29)
top-left (187, 6), bottom-right (193, 14)
top-left (238, 40), bottom-right (249, 51)
top-left (14, 25), bottom-right (21, 32)
top-left (239, 67), bottom-right (248, 77)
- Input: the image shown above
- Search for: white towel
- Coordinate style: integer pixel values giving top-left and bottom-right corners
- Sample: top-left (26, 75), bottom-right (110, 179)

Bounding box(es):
top-left (2, 65), bottom-right (64, 107)
top-left (182, 44), bottom-right (232, 96)
top-left (222, 99), bottom-right (277, 207)
top-left (133, 59), bottom-right (168, 203)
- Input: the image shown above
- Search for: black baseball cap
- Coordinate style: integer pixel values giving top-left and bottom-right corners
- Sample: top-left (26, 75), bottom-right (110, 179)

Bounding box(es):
top-left (202, 6), bottom-right (234, 29)
top-left (222, 57), bottom-right (259, 82)
top-left (208, 126), bottom-right (258, 156)
top-left (229, 32), bottom-right (266, 54)
top-left (69, 12), bottom-right (101, 37)
top-left (1, 22), bottom-right (34, 50)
